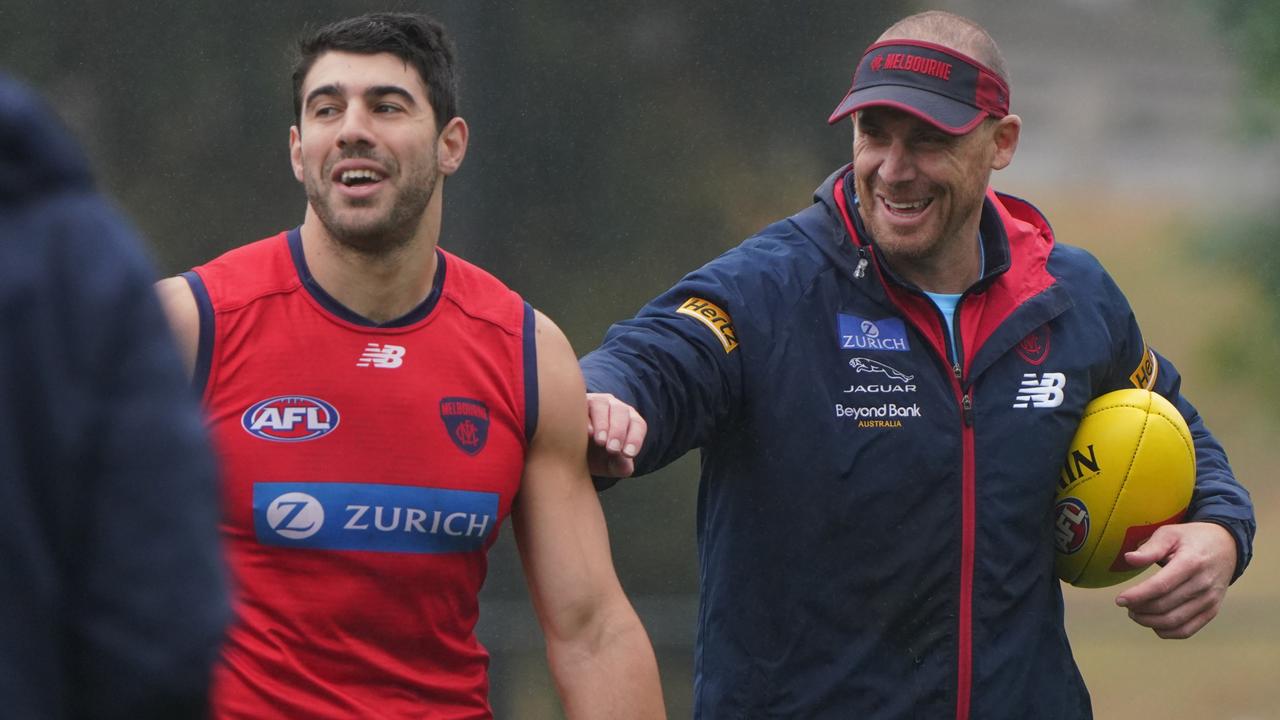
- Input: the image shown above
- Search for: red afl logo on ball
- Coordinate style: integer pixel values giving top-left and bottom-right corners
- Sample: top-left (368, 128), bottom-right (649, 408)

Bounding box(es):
top-left (1054, 497), bottom-right (1089, 555)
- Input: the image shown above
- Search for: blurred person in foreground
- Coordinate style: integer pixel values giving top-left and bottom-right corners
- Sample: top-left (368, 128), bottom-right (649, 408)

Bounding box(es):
top-left (582, 10), bottom-right (1255, 718)
top-left (0, 74), bottom-right (228, 718)
top-left (154, 13), bottom-right (663, 719)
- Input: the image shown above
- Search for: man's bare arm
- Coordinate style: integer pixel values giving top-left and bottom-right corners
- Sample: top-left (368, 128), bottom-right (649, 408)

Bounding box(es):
top-left (154, 276), bottom-right (199, 379)
top-left (513, 310), bottom-right (665, 719)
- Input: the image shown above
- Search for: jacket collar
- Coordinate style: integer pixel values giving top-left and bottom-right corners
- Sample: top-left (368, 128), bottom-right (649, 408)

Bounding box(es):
top-left (825, 166), bottom-right (1016, 294)
top-left (810, 165), bottom-right (1069, 375)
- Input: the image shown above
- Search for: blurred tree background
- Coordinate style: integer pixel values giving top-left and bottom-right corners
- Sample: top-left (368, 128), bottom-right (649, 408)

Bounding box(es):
top-left (4, 0), bottom-right (1278, 717)
top-left (1196, 0), bottom-right (1280, 416)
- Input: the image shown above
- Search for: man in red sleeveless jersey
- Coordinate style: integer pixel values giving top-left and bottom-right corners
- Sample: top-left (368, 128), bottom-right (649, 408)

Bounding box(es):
top-left (154, 13), bottom-right (664, 719)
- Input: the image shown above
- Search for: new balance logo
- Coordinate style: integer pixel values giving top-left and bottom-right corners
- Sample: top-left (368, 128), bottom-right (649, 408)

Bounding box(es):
top-left (1013, 372), bottom-right (1066, 408)
top-left (357, 343), bottom-right (406, 369)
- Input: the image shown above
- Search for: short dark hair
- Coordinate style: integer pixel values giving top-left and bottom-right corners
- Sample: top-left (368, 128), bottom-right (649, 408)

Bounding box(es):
top-left (291, 12), bottom-right (459, 130)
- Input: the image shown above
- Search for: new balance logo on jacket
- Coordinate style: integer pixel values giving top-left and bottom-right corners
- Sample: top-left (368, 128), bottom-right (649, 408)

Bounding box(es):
top-left (1013, 372), bottom-right (1066, 408)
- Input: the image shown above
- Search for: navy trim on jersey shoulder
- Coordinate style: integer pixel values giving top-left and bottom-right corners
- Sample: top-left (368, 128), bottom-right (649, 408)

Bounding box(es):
top-left (523, 302), bottom-right (539, 444)
top-left (287, 226), bottom-right (446, 327)
top-left (181, 270), bottom-right (215, 396)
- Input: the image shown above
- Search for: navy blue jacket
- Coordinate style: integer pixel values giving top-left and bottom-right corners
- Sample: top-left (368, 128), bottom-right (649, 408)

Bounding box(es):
top-left (581, 167), bottom-right (1254, 719)
top-left (0, 75), bottom-right (228, 719)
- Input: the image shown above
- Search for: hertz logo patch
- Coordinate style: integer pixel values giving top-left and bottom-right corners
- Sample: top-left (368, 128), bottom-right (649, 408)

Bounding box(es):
top-left (1129, 344), bottom-right (1159, 390)
top-left (677, 297), bottom-right (739, 353)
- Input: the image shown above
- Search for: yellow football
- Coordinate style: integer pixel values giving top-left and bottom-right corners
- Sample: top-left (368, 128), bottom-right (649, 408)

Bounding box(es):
top-left (1054, 389), bottom-right (1195, 588)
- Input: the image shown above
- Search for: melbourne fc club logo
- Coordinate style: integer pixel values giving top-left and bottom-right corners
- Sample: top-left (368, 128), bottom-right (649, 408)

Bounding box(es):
top-left (440, 397), bottom-right (490, 455)
top-left (1016, 325), bottom-right (1051, 366)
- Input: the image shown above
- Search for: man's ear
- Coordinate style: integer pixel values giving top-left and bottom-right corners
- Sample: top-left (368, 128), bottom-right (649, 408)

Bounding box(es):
top-left (990, 114), bottom-right (1021, 171)
top-left (289, 125), bottom-right (304, 183)
top-left (437, 117), bottom-right (469, 176)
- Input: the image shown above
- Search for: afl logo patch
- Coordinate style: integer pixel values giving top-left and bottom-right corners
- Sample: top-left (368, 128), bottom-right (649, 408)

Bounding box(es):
top-left (440, 397), bottom-right (490, 455)
top-left (1054, 497), bottom-right (1089, 555)
top-left (242, 395), bottom-right (340, 442)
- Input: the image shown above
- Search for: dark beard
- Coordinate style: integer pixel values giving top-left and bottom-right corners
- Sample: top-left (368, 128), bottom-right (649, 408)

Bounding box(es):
top-left (306, 159), bottom-right (439, 257)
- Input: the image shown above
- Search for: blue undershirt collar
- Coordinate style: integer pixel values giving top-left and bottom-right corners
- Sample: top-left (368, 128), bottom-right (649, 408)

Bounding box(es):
top-left (924, 231), bottom-right (985, 362)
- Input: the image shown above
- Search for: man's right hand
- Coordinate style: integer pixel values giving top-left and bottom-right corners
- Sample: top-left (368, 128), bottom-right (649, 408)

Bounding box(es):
top-left (586, 393), bottom-right (647, 478)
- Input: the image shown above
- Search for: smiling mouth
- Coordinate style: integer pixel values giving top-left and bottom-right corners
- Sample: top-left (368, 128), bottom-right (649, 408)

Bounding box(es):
top-left (339, 168), bottom-right (386, 187)
top-left (880, 196), bottom-right (934, 217)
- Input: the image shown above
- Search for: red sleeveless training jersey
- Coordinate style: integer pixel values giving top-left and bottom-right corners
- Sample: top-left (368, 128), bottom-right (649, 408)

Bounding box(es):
top-left (185, 229), bottom-right (535, 719)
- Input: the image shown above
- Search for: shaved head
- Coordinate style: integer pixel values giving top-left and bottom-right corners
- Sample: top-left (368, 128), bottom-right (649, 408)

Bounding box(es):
top-left (879, 11), bottom-right (1008, 85)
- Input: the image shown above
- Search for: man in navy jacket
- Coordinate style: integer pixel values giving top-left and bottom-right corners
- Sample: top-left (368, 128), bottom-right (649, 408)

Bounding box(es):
top-left (581, 11), bottom-right (1255, 719)
top-left (0, 74), bottom-right (228, 719)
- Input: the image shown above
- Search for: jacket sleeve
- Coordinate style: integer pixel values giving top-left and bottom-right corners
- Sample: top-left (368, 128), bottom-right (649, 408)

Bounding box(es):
top-left (1101, 272), bottom-right (1255, 582)
top-left (1151, 350), bottom-right (1254, 581)
top-left (580, 256), bottom-right (749, 478)
top-left (56, 194), bottom-right (230, 719)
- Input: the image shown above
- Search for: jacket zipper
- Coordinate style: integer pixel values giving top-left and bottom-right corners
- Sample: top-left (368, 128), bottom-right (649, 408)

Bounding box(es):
top-left (954, 365), bottom-right (973, 427)
top-left (955, 385), bottom-right (976, 720)
top-left (886, 274), bottom-right (979, 720)
top-left (866, 274), bottom-right (979, 720)
top-left (946, 298), bottom-right (975, 720)
top-left (854, 247), bottom-right (869, 279)
top-left (838, 179), bottom-right (976, 719)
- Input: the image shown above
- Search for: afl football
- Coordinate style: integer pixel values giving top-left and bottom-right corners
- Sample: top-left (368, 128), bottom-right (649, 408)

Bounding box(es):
top-left (1054, 389), bottom-right (1195, 588)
